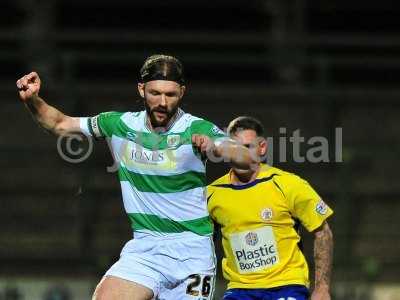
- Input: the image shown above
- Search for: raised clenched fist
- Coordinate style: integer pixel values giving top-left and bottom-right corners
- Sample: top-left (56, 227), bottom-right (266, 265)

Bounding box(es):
top-left (16, 71), bottom-right (41, 102)
top-left (192, 134), bottom-right (215, 153)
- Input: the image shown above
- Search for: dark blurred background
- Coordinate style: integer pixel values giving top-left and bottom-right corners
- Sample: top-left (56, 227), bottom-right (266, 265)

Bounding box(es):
top-left (1, 0), bottom-right (399, 299)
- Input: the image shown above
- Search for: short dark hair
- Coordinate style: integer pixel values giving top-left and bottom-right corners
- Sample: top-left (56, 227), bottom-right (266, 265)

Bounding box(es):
top-left (139, 54), bottom-right (185, 85)
top-left (227, 116), bottom-right (265, 137)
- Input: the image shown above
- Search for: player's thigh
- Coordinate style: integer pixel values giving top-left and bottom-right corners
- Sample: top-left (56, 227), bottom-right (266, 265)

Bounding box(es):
top-left (92, 275), bottom-right (154, 300)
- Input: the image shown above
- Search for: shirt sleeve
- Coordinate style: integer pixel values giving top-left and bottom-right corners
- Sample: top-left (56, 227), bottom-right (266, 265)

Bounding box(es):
top-left (79, 111), bottom-right (123, 139)
top-left (274, 174), bottom-right (334, 232)
top-left (190, 119), bottom-right (227, 141)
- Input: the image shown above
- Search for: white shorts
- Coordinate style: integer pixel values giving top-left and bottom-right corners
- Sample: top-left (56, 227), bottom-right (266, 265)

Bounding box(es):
top-left (105, 232), bottom-right (216, 300)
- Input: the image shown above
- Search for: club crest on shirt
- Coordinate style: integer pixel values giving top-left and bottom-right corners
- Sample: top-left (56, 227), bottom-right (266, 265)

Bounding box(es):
top-left (245, 232), bottom-right (259, 246)
top-left (260, 207), bottom-right (273, 221)
top-left (316, 199), bottom-right (328, 215)
top-left (167, 134), bottom-right (180, 148)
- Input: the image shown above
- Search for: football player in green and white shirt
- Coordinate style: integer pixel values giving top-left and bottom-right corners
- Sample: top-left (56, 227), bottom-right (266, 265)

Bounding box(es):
top-left (17, 54), bottom-right (256, 300)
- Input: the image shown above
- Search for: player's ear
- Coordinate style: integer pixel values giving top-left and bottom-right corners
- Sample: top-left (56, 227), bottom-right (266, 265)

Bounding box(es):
top-left (259, 137), bottom-right (267, 156)
top-left (138, 83), bottom-right (145, 98)
top-left (180, 85), bottom-right (186, 98)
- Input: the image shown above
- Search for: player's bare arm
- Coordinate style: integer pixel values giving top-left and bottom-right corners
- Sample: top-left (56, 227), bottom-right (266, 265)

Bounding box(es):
top-left (16, 72), bottom-right (80, 136)
top-left (191, 134), bottom-right (258, 169)
top-left (312, 220), bottom-right (333, 300)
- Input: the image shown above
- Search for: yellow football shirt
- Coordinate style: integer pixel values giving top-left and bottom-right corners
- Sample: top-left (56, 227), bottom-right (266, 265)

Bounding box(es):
top-left (207, 164), bottom-right (333, 290)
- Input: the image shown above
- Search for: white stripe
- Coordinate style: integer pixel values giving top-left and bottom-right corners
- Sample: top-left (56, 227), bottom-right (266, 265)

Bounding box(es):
top-left (110, 136), bottom-right (205, 175)
top-left (210, 238), bottom-right (217, 300)
top-left (120, 182), bottom-right (208, 221)
top-left (133, 230), bottom-right (204, 239)
top-left (79, 117), bottom-right (91, 136)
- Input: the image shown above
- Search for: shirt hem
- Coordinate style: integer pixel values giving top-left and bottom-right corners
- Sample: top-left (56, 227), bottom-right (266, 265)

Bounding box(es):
top-left (227, 279), bottom-right (309, 290)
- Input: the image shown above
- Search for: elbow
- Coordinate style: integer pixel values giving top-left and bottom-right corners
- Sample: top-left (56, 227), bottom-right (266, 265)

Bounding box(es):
top-left (53, 124), bottom-right (67, 136)
top-left (325, 223), bottom-right (333, 240)
top-left (315, 222), bottom-right (333, 241)
top-left (53, 116), bottom-right (72, 136)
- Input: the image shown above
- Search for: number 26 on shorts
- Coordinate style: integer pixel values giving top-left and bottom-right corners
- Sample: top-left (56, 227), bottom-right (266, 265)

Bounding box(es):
top-left (185, 274), bottom-right (214, 299)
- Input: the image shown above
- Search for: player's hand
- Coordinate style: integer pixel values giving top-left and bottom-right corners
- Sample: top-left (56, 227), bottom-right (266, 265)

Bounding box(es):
top-left (192, 134), bottom-right (215, 154)
top-left (16, 71), bottom-right (41, 102)
top-left (311, 287), bottom-right (330, 300)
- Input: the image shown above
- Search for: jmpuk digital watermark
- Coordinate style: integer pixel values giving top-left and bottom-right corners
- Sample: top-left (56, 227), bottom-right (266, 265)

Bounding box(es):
top-left (56, 127), bottom-right (343, 170)
top-left (265, 127), bottom-right (343, 164)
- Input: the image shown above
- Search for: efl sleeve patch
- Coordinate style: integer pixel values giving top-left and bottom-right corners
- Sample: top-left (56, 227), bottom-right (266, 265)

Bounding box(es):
top-left (283, 175), bottom-right (334, 232)
top-left (89, 115), bottom-right (103, 139)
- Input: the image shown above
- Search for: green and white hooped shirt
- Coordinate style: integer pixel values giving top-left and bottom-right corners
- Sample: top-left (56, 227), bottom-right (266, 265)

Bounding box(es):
top-left (80, 109), bottom-right (226, 237)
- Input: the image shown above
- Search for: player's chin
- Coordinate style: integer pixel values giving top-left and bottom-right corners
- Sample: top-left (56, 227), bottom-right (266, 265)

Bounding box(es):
top-left (152, 113), bottom-right (169, 126)
top-left (232, 167), bottom-right (252, 175)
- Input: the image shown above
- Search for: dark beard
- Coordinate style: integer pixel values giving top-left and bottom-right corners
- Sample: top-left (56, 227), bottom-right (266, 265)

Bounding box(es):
top-left (144, 101), bottom-right (179, 128)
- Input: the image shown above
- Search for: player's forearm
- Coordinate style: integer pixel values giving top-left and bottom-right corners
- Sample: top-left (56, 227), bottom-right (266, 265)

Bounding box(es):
top-left (313, 222), bottom-right (333, 291)
top-left (215, 142), bottom-right (258, 169)
top-left (25, 95), bottom-right (70, 135)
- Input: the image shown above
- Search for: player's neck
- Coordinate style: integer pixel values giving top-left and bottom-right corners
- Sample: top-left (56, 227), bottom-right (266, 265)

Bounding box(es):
top-left (230, 165), bottom-right (261, 185)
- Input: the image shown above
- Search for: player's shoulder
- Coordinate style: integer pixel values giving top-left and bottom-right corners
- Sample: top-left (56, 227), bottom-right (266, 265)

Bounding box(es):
top-left (258, 164), bottom-right (291, 177)
top-left (262, 165), bottom-right (307, 188)
top-left (98, 110), bottom-right (143, 120)
top-left (179, 112), bottom-right (216, 127)
top-left (181, 112), bottom-right (211, 128)
top-left (98, 110), bottom-right (145, 132)
top-left (181, 112), bottom-right (203, 123)
top-left (117, 110), bottom-right (146, 130)
top-left (98, 111), bottom-right (125, 118)
top-left (171, 112), bottom-right (223, 137)
top-left (265, 165), bottom-right (315, 201)
top-left (183, 114), bottom-right (225, 137)
top-left (166, 111), bottom-right (200, 133)
top-left (173, 111), bottom-right (202, 130)
top-left (120, 110), bottom-right (145, 118)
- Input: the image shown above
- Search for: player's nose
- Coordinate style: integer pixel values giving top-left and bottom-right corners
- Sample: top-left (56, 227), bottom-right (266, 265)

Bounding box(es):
top-left (160, 94), bottom-right (167, 106)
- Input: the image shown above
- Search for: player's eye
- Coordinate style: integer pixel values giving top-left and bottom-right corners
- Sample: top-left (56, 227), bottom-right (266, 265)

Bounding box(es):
top-left (150, 90), bottom-right (160, 96)
top-left (243, 143), bottom-right (258, 149)
top-left (165, 92), bottom-right (177, 97)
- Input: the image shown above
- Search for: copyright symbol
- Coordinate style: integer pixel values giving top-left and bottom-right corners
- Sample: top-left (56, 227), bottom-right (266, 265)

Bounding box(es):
top-left (57, 133), bottom-right (93, 163)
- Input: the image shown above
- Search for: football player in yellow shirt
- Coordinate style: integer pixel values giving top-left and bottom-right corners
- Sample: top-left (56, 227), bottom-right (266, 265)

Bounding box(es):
top-left (208, 116), bottom-right (334, 300)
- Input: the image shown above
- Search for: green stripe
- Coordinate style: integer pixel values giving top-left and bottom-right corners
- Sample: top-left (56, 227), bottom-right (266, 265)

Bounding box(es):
top-left (119, 166), bottom-right (206, 193)
top-left (98, 112), bottom-right (125, 137)
top-left (128, 213), bottom-right (213, 235)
